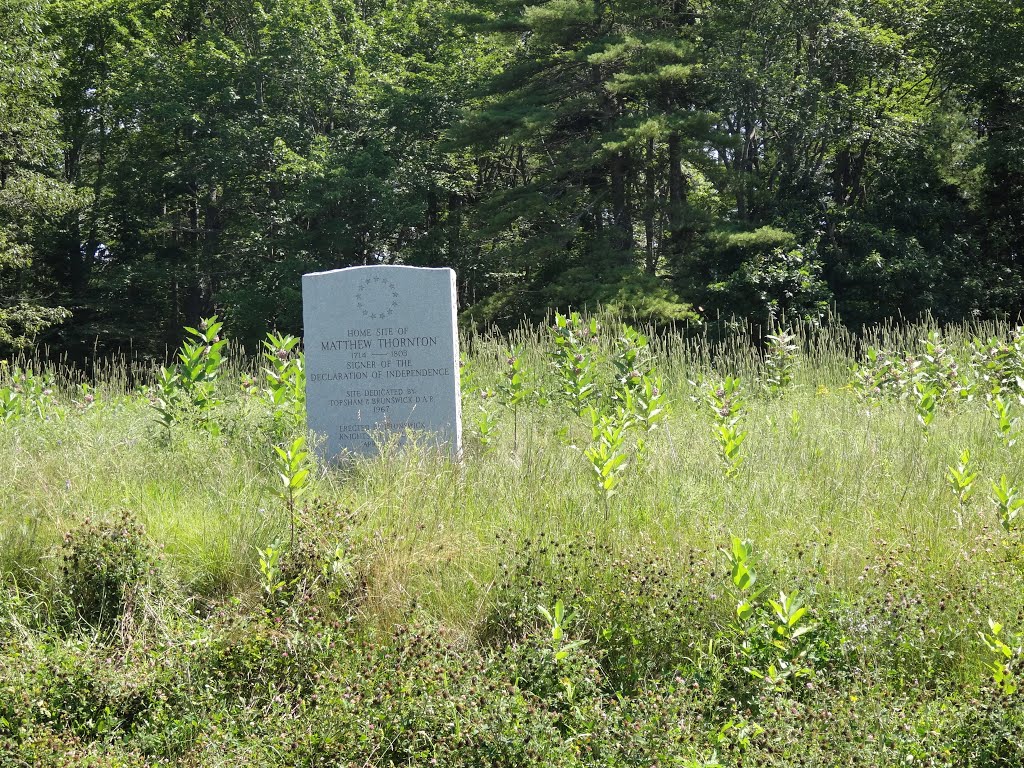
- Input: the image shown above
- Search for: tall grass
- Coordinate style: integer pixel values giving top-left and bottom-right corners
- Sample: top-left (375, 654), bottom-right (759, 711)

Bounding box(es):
top-left (3, 315), bottom-right (1024, 655)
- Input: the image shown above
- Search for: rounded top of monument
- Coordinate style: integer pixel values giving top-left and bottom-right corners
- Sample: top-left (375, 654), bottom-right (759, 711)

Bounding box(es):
top-left (302, 265), bottom-right (456, 279)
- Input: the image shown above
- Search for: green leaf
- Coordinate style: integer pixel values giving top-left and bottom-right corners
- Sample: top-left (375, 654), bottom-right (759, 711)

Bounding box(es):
top-left (736, 600), bottom-right (754, 622)
top-left (790, 624), bottom-right (815, 640)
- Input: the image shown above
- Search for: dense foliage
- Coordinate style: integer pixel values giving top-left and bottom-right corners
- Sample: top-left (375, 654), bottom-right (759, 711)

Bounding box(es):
top-left (5, 314), bottom-right (1024, 763)
top-left (1, 0), bottom-right (1022, 352)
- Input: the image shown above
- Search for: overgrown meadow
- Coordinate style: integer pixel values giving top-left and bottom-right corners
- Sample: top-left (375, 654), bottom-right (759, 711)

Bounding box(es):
top-left (3, 314), bottom-right (1024, 766)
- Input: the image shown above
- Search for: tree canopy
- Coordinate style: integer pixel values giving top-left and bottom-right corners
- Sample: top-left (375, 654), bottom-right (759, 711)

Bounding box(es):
top-left (0, 0), bottom-right (1021, 355)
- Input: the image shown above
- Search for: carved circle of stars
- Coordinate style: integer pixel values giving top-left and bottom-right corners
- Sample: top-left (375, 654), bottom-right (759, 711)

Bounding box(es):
top-left (355, 275), bottom-right (399, 320)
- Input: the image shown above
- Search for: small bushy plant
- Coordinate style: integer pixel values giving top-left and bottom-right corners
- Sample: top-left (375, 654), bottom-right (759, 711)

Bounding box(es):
top-left (0, 385), bottom-right (19, 424)
top-left (272, 435), bottom-right (313, 547)
top-left (980, 619), bottom-right (1022, 696)
top-left (550, 311), bottom-right (600, 415)
top-left (582, 405), bottom-right (632, 510)
top-left (970, 327), bottom-right (1024, 395)
top-left (853, 331), bottom-right (969, 408)
top-left (260, 331), bottom-right (305, 434)
top-left (472, 404), bottom-right (500, 448)
top-left (57, 511), bottom-right (156, 632)
top-left (149, 316), bottom-right (227, 438)
top-left (0, 365), bottom-right (57, 423)
top-left (705, 377), bottom-right (747, 477)
top-left (257, 500), bottom-right (362, 615)
top-left (946, 448), bottom-right (979, 525)
top-left (762, 328), bottom-right (798, 396)
top-left (992, 475), bottom-right (1024, 533)
top-left (722, 536), bottom-right (817, 690)
top-left (989, 394), bottom-right (1022, 447)
top-left (611, 325), bottom-right (670, 450)
top-left (498, 347), bottom-right (532, 448)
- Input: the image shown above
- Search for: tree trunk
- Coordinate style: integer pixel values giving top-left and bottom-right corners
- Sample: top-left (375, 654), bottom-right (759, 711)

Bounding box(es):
top-left (644, 137), bottom-right (657, 274)
top-left (446, 191), bottom-right (462, 267)
top-left (666, 132), bottom-right (691, 265)
top-left (610, 148), bottom-right (633, 259)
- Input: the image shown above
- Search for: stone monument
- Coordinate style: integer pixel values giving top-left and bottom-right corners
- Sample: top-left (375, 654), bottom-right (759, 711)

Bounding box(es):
top-left (302, 265), bottom-right (462, 459)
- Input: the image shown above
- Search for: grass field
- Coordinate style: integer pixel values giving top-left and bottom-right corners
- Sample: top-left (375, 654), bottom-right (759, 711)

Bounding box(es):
top-left (3, 315), bottom-right (1024, 766)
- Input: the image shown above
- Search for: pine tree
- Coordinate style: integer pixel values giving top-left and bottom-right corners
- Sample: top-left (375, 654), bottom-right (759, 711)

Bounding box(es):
top-left (452, 0), bottom-right (712, 316)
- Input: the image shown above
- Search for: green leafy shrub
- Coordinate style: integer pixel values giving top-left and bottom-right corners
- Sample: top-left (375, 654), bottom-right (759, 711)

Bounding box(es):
top-left (259, 330), bottom-right (305, 435)
top-left (57, 511), bottom-right (157, 632)
top-left (970, 328), bottom-right (1024, 396)
top-left (761, 328), bottom-right (798, 395)
top-left (543, 265), bottom-right (700, 326)
top-left (0, 364), bottom-right (58, 423)
top-left (482, 532), bottom-right (722, 696)
top-left (259, 500), bottom-right (364, 616)
top-left (461, 266), bottom-right (699, 331)
top-left (149, 316), bottom-right (228, 438)
top-left (704, 377), bottom-right (748, 477)
top-left (721, 537), bottom-right (817, 692)
top-left (684, 227), bottom-right (830, 326)
top-left (549, 311), bottom-right (601, 416)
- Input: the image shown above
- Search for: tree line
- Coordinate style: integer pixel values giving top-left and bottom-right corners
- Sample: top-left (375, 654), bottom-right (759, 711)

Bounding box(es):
top-left (1, 0), bottom-right (1021, 356)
